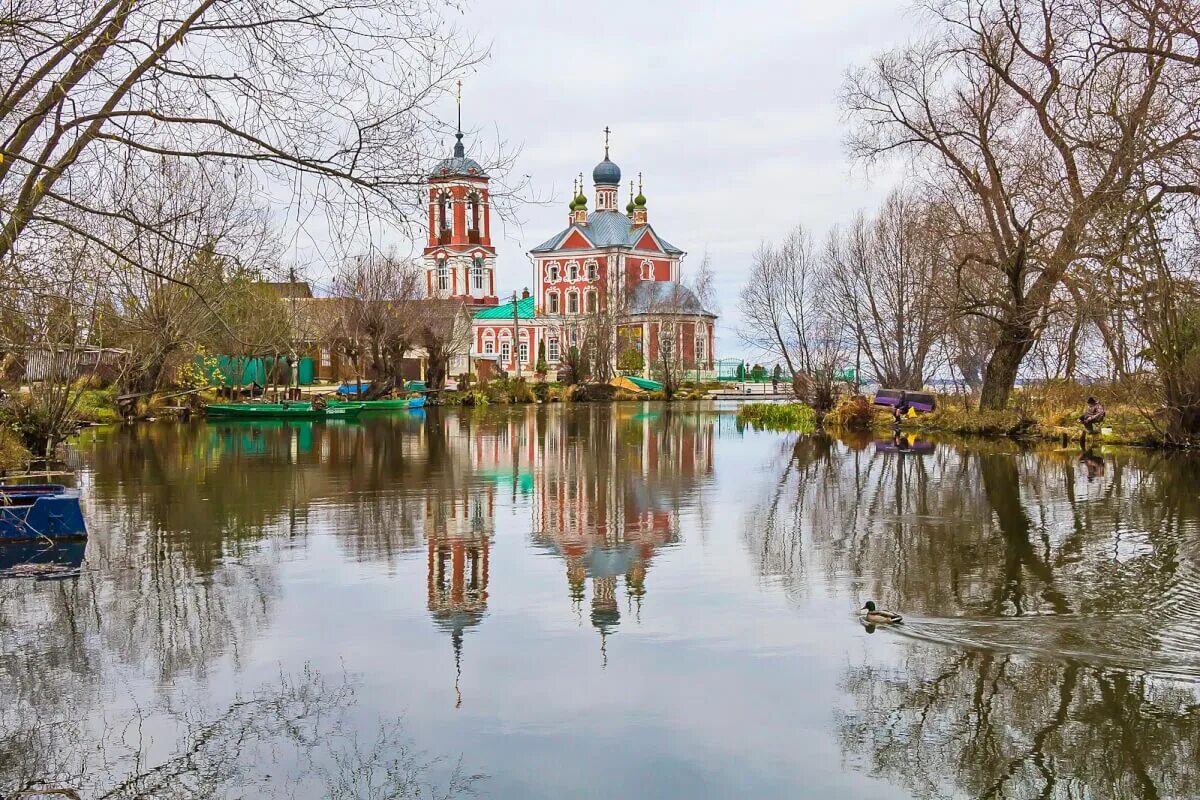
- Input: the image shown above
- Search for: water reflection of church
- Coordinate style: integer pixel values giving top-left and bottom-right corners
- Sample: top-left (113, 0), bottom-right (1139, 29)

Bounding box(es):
top-left (422, 409), bottom-right (714, 686)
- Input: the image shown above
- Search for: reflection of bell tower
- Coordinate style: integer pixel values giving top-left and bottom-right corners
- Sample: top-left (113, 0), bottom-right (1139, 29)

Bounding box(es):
top-left (427, 532), bottom-right (490, 707)
top-left (591, 575), bottom-right (620, 668)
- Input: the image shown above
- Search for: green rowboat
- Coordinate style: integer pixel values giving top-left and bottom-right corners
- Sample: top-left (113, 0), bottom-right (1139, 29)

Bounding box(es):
top-left (204, 402), bottom-right (366, 420)
top-left (329, 396), bottom-right (427, 412)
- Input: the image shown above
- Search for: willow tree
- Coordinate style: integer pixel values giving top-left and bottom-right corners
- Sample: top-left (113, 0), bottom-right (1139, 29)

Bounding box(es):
top-left (843, 0), bottom-right (1200, 409)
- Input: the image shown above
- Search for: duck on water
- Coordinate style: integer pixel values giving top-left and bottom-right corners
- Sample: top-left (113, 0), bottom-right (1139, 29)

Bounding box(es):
top-left (859, 600), bottom-right (903, 625)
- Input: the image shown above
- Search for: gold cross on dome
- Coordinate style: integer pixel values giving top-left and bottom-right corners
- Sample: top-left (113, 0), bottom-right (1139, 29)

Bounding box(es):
top-left (604, 126), bottom-right (611, 157)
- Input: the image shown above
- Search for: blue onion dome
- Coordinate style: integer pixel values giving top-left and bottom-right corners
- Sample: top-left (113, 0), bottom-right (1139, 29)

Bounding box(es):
top-left (593, 157), bottom-right (621, 186)
top-left (634, 192), bottom-right (646, 208)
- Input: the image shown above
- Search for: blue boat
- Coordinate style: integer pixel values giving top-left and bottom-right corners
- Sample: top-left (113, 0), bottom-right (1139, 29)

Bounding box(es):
top-left (0, 484), bottom-right (88, 541)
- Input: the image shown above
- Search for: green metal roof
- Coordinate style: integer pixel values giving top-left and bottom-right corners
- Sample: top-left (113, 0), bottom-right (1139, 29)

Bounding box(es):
top-left (473, 295), bottom-right (535, 320)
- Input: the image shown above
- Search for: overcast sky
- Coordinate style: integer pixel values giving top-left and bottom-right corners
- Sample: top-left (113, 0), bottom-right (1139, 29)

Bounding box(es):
top-left (380, 1), bottom-right (921, 361)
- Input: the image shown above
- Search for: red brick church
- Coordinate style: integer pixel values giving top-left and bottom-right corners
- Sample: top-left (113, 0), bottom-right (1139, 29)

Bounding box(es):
top-left (424, 126), bottom-right (716, 379)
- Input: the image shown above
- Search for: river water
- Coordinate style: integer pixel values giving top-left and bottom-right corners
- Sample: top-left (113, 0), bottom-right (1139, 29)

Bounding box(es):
top-left (3, 404), bottom-right (1200, 798)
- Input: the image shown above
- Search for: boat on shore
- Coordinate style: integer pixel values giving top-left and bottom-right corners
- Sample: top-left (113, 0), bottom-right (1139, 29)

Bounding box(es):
top-left (0, 484), bottom-right (88, 541)
top-left (204, 402), bottom-right (366, 420)
top-left (330, 395), bottom-right (426, 412)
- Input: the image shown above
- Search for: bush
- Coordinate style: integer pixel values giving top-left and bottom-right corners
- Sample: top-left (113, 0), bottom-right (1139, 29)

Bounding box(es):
top-left (826, 395), bottom-right (877, 430)
top-left (737, 402), bottom-right (817, 431)
top-left (73, 386), bottom-right (120, 424)
top-left (617, 348), bottom-right (645, 373)
top-left (0, 427), bottom-right (31, 473)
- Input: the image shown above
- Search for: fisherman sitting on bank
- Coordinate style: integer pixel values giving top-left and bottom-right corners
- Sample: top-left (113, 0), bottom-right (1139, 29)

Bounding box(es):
top-left (1079, 396), bottom-right (1106, 434)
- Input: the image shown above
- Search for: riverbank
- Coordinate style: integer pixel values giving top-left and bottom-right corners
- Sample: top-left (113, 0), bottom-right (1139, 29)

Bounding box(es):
top-left (738, 400), bottom-right (1169, 447)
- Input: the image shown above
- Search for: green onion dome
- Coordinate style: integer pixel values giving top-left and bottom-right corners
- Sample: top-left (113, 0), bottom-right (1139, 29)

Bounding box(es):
top-left (634, 192), bottom-right (646, 208)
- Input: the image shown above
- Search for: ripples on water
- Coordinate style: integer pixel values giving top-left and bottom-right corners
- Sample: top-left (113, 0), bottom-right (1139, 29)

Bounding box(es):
top-left (2, 407), bottom-right (1199, 799)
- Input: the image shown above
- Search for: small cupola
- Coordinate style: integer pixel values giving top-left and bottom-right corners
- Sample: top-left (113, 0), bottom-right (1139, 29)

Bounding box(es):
top-left (593, 126), bottom-right (620, 212)
top-left (632, 172), bottom-right (648, 225)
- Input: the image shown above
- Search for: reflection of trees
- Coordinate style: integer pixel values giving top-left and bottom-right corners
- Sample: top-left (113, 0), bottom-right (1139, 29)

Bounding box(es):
top-left (840, 643), bottom-right (1200, 799)
top-left (744, 435), bottom-right (1200, 623)
top-left (1, 667), bottom-right (483, 798)
top-left (745, 433), bottom-right (1200, 797)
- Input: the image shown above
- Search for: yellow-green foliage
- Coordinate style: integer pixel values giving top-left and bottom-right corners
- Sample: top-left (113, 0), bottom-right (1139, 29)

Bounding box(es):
top-left (0, 427), bottom-right (31, 472)
top-left (178, 346), bottom-right (226, 390)
top-left (73, 387), bottom-right (120, 424)
top-left (738, 402), bottom-right (817, 431)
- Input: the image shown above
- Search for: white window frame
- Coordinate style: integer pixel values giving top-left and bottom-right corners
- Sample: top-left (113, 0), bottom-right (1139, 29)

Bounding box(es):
top-left (566, 291), bottom-right (579, 315)
top-left (471, 257), bottom-right (485, 290)
top-left (568, 261), bottom-right (580, 281)
top-left (320, 349), bottom-right (332, 368)
top-left (482, 333), bottom-right (495, 355)
top-left (585, 260), bottom-right (599, 281)
top-left (641, 260), bottom-right (653, 280)
top-left (547, 261), bottom-right (561, 282)
top-left (437, 259), bottom-right (450, 292)
top-left (659, 330), bottom-right (674, 357)
top-left (519, 341), bottom-right (529, 365)
top-left (695, 330), bottom-right (707, 363)
top-left (500, 340), bottom-right (511, 364)
top-left (547, 291), bottom-right (560, 315)
top-left (548, 337), bottom-right (560, 362)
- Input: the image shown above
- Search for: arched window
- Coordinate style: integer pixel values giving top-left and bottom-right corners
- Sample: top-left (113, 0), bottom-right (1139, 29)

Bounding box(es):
top-left (695, 329), bottom-right (707, 364)
top-left (500, 340), bottom-right (511, 364)
top-left (437, 259), bottom-right (450, 292)
top-left (467, 193), bottom-right (480, 233)
top-left (547, 291), bottom-right (560, 315)
top-left (640, 260), bottom-right (653, 280)
top-left (439, 193), bottom-right (452, 234)
top-left (482, 332), bottom-right (495, 355)
top-left (584, 290), bottom-right (598, 314)
top-left (548, 337), bottom-right (560, 362)
top-left (567, 290), bottom-right (579, 315)
top-left (471, 256), bottom-right (485, 290)
top-left (586, 260), bottom-right (599, 281)
top-left (568, 261), bottom-right (580, 281)
top-left (519, 341), bottom-right (529, 365)
top-left (547, 262), bottom-right (561, 282)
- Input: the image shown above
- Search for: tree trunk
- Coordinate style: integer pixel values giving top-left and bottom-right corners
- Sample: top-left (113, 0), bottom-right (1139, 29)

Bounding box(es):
top-left (978, 328), bottom-right (1032, 411)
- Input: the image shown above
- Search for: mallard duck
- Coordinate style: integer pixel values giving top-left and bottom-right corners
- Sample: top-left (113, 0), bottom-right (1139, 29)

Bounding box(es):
top-left (859, 600), bottom-right (902, 624)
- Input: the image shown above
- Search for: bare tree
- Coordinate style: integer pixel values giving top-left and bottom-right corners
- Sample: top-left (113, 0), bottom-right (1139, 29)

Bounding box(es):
top-left (328, 252), bottom-right (428, 390)
top-left (642, 255), bottom-right (716, 399)
top-left (824, 190), bottom-right (949, 388)
top-left (843, 0), bottom-right (1200, 409)
top-left (100, 157), bottom-right (278, 392)
top-left (739, 224), bottom-right (849, 410)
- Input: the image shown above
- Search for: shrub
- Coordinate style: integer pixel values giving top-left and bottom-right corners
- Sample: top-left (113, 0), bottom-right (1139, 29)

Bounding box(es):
top-left (617, 348), bottom-right (645, 373)
top-left (0, 427), bottom-right (31, 473)
top-left (737, 402), bottom-right (817, 431)
top-left (826, 395), bottom-right (876, 430)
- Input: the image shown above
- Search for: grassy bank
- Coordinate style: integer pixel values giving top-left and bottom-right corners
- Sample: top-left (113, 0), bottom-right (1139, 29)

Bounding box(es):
top-left (906, 404), bottom-right (1161, 446)
top-left (737, 403), bottom-right (817, 432)
top-left (736, 393), bottom-right (1166, 447)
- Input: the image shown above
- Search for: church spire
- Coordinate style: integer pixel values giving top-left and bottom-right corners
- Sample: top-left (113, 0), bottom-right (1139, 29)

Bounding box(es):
top-left (453, 80), bottom-right (465, 158)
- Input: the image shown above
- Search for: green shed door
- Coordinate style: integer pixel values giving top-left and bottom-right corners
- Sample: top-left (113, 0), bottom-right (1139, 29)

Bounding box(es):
top-left (298, 357), bottom-right (315, 385)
